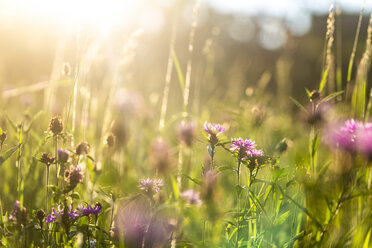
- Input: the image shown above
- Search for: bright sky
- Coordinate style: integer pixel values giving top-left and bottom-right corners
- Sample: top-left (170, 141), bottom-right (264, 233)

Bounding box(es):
top-left (207, 0), bottom-right (371, 16)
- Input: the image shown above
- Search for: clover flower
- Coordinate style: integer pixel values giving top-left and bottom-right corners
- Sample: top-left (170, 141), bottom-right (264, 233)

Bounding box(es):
top-left (138, 178), bottom-right (163, 195)
top-left (64, 165), bottom-right (84, 190)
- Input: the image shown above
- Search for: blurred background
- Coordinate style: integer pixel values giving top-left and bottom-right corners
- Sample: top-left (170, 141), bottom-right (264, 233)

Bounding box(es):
top-left (0, 0), bottom-right (371, 115)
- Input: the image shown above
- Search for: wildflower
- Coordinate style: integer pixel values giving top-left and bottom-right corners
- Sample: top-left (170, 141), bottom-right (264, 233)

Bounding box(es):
top-left (203, 122), bottom-right (226, 135)
top-left (104, 133), bottom-right (116, 148)
top-left (230, 138), bottom-right (256, 159)
top-left (58, 149), bottom-right (70, 163)
top-left (112, 196), bottom-right (171, 248)
top-left (309, 90), bottom-right (321, 102)
top-left (64, 165), bottom-right (84, 189)
top-left (177, 120), bottom-right (197, 147)
top-left (76, 202), bottom-right (102, 217)
top-left (9, 201), bottom-right (27, 225)
top-left (49, 116), bottom-right (63, 135)
top-left (75, 141), bottom-right (90, 156)
top-left (248, 149), bottom-right (264, 157)
top-left (138, 178), bottom-right (163, 195)
top-left (201, 168), bottom-right (219, 202)
top-left (329, 119), bottom-right (361, 153)
top-left (40, 153), bottom-right (55, 166)
top-left (149, 138), bottom-right (175, 173)
top-left (36, 209), bottom-right (46, 222)
top-left (180, 189), bottom-right (202, 206)
top-left (45, 205), bottom-right (78, 224)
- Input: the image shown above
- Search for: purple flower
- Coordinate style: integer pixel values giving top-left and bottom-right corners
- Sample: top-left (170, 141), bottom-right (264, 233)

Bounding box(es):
top-left (230, 138), bottom-right (256, 159)
top-left (9, 201), bottom-right (27, 224)
top-left (77, 203), bottom-right (102, 217)
top-left (248, 149), bottom-right (264, 157)
top-left (138, 178), bottom-right (163, 195)
top-left (329, 119), bottom-right (362, 153)
top-left (180, 189), bottom-right (202, 206)
top-left (203, 122), bottom-right (225, 135)
top-left (64, 165), bottom-right (84, 188)
top-left (178, 120), bottom-right (197, 147)
top-left (58, 149), bottom-right (70, 163)
top-left (45, 205), bottom-right (78, 223)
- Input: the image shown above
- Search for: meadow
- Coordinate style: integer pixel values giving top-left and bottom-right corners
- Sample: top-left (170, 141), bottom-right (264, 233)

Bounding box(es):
top-left (0, 1), bottom-right (372, 247)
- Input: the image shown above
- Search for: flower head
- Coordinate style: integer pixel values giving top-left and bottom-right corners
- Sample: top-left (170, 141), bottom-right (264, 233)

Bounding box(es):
top-left (180, 189), bottom-right (202, 206)
top-left (64, 165), bottom-right (84, 190)
top-left (45, 205), bottom-right (78, 224)
top-left (203, 122), bottom-right (225, 136)
top-left (230, 138), bottom-right (256, 159)
top-left (138, 178), bottom-right (163, 195)
top-left (40, 153), bottom-right (55, 166)
top-left (75, 141), bottom-right (90, 156)
top-left (178, 120), bottom-right (197, 147)
top-left (9, 201), bottom-right (27, 225)
top-left (58, 149), bottom-right (70, 163)
top-left (76, 202), bottom-right (103, 217)
top-left (49, 116), bottom-right (63, 135)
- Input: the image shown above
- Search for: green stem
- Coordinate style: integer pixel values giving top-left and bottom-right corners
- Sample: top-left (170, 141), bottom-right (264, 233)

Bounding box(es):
top-left (235, 159), bottom-right (241, 247)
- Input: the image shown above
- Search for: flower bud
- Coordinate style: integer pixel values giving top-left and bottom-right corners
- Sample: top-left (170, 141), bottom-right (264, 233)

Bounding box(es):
top-left (49, 116), bottom-right (63, 135)
top-left (75, 142), bottom-right (90, 156)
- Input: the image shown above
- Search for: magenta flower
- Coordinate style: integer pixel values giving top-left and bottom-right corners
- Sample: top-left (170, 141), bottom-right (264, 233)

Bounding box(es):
top-left (248, 149), bottom-right (264, 157)
top-left (329, 119), bottom-right (362, 153)
top-left (138, 178), bottom-right (163, 195)
top-left (45, 205), bottom-right (78, 223)
top-left (180, 189), bottom-right (202, 206)
top-left (230, 138), bottom-right (256, 158)
top-left (203, 122), bottom-right (225, 135)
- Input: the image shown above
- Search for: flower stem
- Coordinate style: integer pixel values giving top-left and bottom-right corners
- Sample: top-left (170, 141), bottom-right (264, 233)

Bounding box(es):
top-left (235, 159), bottom-right (241, 247)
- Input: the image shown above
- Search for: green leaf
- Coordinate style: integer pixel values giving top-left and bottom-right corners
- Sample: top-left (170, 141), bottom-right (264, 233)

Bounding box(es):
top-left (305, 88), bottom-right (311, 99)
top-left (319, 67), bottom-right (329, 92)
top-left (320, 90), bottom-right (344, 103)
top-left (363, 230), bottom-right (371, 248)
top-left (289, 96), bottom-right (308, 113)
top-left (182, 174), bottom-right (201, 185)
top-left (217, 165), bottom-right (234, 172)
top-left (0, 144), bottom-right (21, 166)
top-left (274, 210), bottom-right (290, 225)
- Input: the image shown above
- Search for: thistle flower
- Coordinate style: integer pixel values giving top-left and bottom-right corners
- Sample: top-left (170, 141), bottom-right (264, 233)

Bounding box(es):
top-left (64, 165), bottom-right (84, 189)
top-left (40, 153), bottom-right (55, 166)
top-left (49, 116), bottom-right (63, 135)
top-left (75, 141), bottom-right (90, 156)
top-left (329, 119), bottom-right (361, 153)
top-left (180, 189), bottom-right (202, 206)
top-left (58, 149), bottom-right (70, 164)
top-left (248, 149), bottom-right (264, 157)
top-left (149, 138), bottom-right (174, 173)
top-left (230, 138), bottom-right (256, 159)
top-left (138, 178), bottom-right (163, 195)
top-left (177, 120), bottom-right (197, 147)
top-left (203, 122), bottom-right (226, 135)
top-left (9, 201), bottom-right (27, 225)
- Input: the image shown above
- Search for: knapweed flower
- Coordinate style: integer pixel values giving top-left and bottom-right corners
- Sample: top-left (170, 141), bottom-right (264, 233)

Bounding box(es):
top-left (329, 119), bottom-right (362, 153)
top-left (76, 202), bottom-right (102, 217)
top-left (45, 205), bottom-right (78, 224)
top-left (75, 141), bottom-right (90, 156)
top-left (64, 165), bottom-right (84, 189)
top-left (203, 121), bottom-right (226, 147)
top-left (49, 116), bottom-right (63, 135)
top-left (230, 138), bottom-right (256, 159)
top-left (180, 189), bottom-right (202, 206)
top-left (177, 120), bottom-right (197, 147)
top-left (9, 201), bottom-right (27, 225)
top-left (40, 153), bottom-right (55, 166)
top-left (138, 178), bottom-right (163, 195)
top-left (58, 149), bottom-right (70, 163)
top-left (149, 138), bottom-right (175, 173)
